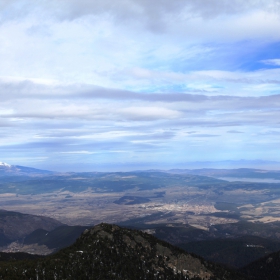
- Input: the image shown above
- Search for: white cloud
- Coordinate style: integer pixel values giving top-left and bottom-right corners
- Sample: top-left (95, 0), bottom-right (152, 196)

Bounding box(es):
top-left (0, 0), bottom-right (280, 170)
top-left (60, 150), bottom-right (98, 154)
top-left (119, 106), bottom-right (182, 120)
top-left (261, 59), bottom-right (280, 66)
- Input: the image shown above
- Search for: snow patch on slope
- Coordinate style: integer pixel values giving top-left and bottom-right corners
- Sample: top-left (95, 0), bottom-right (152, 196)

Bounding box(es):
top-left (0, 162), bottom-right (12, 168)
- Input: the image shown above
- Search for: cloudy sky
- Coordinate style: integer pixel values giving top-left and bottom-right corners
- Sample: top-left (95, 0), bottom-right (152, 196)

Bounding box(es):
top-left (1, 0), bottom-right (280, 171)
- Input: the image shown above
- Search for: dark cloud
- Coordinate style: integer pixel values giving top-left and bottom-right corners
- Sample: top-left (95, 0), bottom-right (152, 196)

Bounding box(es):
top-left (0, 80), bottom-right (201, 102)
top-left (2, 0), bottom-right (278, 33)
top-left (50, 1), bottom-right (280, 24)
top-left (1, 139), bottom-right (72, 151)
top-left (79, 88), bottom-right (210, 102)
top-left (186, 0), bottom-right (273, 19)
top-left (0, 138), bottom-right (128, 154)
top-left (2, 80), bottom-right (280, 111)
top-left (0, 80), bottom-right (78, 100)
top-left (168, 119), bottom-right (247, 128)
top-left (126, 131), bottom-right (176, 141)
top-left (0, 119), bottom-right (16, 127)
top-left (188, 133), bottom-right (219, 137)
top-left (129, 142), bottom-right (165, 150)
top-left (257, 130), bottom-right (280, 136)
top-left (227, 130), bottom-right (244, 133)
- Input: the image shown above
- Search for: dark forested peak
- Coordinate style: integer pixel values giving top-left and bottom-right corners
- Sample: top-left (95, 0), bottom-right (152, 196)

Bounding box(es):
top-left (75, 223), bottom-right (245, 280)
top-left (0, 223), bottom-right (247, 280)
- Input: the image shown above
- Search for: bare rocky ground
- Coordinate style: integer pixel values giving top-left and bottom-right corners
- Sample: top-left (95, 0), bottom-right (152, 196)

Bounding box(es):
top-left (0, 242), bottom-right (54, 255)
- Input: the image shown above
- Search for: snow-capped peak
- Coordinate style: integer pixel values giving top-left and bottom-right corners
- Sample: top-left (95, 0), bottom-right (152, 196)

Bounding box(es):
top-left (0, 162), bottom-right (11, 167)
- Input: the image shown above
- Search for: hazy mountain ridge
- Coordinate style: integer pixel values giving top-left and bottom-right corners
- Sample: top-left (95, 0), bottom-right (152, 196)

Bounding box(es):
top-left (168, 168), bottom-right (280, 180)
top-left (23, 225), bottom-right (89, 251)
top-left (0, 210), bottom-right (63, 245)
top-left (0, 170), bottom-right (226, 194)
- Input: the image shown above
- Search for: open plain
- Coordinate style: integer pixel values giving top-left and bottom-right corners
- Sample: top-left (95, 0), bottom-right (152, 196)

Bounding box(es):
top-left (1, 169), bottom-right (280, 228)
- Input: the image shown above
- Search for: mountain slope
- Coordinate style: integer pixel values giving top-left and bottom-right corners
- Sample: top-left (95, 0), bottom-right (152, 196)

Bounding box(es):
top-left (0, 209), bottom-right (63, 243)
top-left (24, 225), bottom-right (88, 251)
top-left (0, 223), bottom-right (247, 280)
top-left (241, 249), bottom-right (280, 280)
top-left (0, 252), bottom-right (42, 262)
top-left (178, 235), bottom-right (280, 269)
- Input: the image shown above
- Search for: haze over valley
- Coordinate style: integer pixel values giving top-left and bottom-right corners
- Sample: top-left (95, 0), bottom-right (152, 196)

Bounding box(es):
top-left (3, 163), bottom-right (280, 227)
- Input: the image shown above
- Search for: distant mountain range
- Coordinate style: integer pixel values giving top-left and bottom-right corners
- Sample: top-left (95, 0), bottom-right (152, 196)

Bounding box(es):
top-left (0, 162), bottom-right (54, 176)
top-left (173, 160), bottom-right (280, 170)
top-left (2, 159), bottom-right (280, 174)
top-left (168, 168), bottom-right (280, 180)
top-left (2, 160), bottom-right (280, 176)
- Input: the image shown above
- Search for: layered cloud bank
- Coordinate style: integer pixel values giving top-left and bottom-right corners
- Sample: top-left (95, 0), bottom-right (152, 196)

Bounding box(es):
top-left (0, 0), bottom-right (280, 171)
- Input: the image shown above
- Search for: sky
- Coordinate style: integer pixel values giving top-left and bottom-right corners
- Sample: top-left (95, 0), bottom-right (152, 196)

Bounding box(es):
top-left (1, 0), bottom-right (280, 171)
